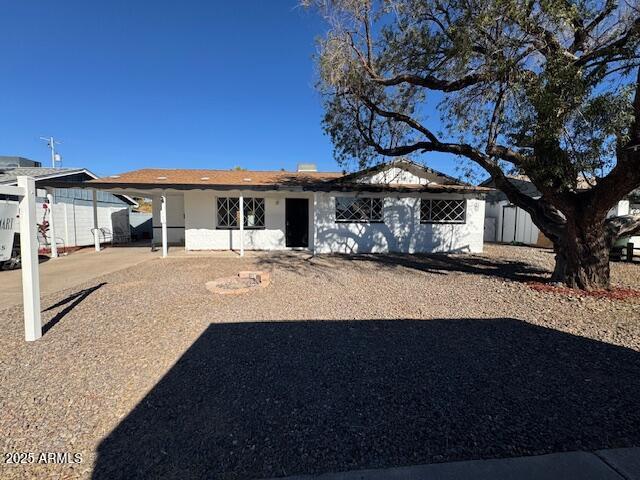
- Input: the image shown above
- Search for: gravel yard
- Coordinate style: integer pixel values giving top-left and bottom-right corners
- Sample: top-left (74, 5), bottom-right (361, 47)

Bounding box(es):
top-left (0, 244), bottom-right (639, 479)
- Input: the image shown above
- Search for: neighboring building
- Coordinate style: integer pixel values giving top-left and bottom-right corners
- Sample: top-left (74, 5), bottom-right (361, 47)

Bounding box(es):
top-left (0, 156), bottom-right (136, 250)
top-left (482, 175), bottom-right (638, 247)
top-left (630, 189), bottom-right (640, 215)
top-left (42, 160), bottom-right (489, 254)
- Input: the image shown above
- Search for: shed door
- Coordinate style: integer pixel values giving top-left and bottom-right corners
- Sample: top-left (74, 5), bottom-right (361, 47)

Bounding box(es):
top-left (502, 205), bottom-right (517, 243)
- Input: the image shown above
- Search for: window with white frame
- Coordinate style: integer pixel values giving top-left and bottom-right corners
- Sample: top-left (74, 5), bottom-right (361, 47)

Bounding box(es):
top-left (217, 197), bottom-right (265, 229)
top-left (335, 197), bottom-right (383, 223)
top-left (420, 198), bottom-right (466, 223)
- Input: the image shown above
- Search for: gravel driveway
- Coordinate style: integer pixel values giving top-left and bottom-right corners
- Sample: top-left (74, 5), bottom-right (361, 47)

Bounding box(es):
top-left (0, 244), bottom-right (639, 479)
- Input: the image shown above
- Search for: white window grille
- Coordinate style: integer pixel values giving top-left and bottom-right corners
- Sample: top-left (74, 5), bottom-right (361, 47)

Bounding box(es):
top-left (421, 199), bottom-right (466, 223)
top-left (335, 197), bottom-right (383, 223)
top-left (243, 197), bottom-right (265, 228)
top-left (217, 197), bottom-right (265, 229)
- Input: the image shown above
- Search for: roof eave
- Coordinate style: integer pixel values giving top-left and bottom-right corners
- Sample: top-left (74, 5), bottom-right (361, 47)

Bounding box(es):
top-left (38, 179), bottom-right (491, 194)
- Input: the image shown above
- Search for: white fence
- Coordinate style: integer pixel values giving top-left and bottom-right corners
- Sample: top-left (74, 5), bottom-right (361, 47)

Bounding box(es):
top-left (10, 197), bottom-right (130, 249)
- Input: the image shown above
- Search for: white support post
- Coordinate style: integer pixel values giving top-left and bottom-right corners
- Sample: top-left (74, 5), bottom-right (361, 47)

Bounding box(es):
top-left (312, 193), bottom-right (318, 255)
top-left (239, 195), bottom-right (244, 257)
top-left (92, 189), bottom-right (100, 252)
top-left (45, 191), bottom-right (58, 258)
top-left (161, 194), bottom-right (168, 258)
top-left (63, 202), bottom-right (70, 249)
top-left (17, 176), bottom-right (42, 341)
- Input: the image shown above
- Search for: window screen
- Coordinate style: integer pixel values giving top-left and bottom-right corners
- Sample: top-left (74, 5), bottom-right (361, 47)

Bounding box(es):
top-left (217, 197), bottom-right (265, 228)
top-left (335, 197), bottom-right (383, 222)
top-left (420, 199), bottom-right (466, 223)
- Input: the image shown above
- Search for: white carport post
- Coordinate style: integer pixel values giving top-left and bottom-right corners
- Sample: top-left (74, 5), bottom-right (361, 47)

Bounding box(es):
top-left (239, 195), bottom-right (244, 256)
top-left (45, 190), bottom-right (58, 258)
top-left (161, 194), bottom-right (168, 258)
top-left (92, 189), bottom-right (100, 252)
top-left (17, 176), bottom-right (42, 341)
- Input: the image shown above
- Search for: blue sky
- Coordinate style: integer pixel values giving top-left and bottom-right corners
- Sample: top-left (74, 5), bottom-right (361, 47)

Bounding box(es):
top-left (0, 0), bottom-right (460, 178)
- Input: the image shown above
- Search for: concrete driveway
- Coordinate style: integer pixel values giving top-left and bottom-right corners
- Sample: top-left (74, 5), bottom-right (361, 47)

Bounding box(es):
top-left (0, 246), bottom-right (160, 308)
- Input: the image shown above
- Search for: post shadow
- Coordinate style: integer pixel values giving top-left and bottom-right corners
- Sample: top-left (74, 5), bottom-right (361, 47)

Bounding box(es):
top-left (92, 318), bottom-right (640, 479)
top-left (42, 282), bottom-right (106, 335)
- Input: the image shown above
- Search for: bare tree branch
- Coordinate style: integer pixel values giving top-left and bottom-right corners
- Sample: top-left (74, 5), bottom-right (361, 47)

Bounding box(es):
top-left (371, 72), bottom-right (486, 91)
top-left (576, 17), bottom-right (640, 67)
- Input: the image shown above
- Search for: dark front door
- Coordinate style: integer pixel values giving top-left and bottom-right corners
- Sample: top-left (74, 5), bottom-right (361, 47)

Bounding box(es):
top-left (285, 198), bottom-right (309, 248)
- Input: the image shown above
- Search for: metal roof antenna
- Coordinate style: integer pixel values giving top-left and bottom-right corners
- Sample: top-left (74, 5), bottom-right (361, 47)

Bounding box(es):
top-left (39, 136), bottom-right (62, 168)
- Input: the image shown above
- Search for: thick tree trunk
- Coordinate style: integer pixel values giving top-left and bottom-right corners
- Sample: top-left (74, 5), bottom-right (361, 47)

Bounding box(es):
top-left (550, 222), bottom-right (611, 290)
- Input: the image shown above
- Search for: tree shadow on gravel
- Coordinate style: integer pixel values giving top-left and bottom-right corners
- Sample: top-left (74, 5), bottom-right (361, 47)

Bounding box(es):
top-left (42, 282), bottom-right (106, 335)
top-left (256, 251), bottom-right (550, 283)
top-left (93, 319), bottom-right (640, 480)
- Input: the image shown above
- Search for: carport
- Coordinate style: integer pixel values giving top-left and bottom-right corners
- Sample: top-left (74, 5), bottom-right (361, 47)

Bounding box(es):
top-left (2, 174), bottom-right (180, 341)
top-left (41, 178), bottom-right (253, 258)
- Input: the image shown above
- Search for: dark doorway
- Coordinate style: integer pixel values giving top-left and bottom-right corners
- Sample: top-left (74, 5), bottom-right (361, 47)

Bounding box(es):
top-left (285, 198), bottom-right (309, 248)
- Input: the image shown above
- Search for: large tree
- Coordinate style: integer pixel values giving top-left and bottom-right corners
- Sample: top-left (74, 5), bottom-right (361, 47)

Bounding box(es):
top-left (306, 0), bottom-right (640, 290)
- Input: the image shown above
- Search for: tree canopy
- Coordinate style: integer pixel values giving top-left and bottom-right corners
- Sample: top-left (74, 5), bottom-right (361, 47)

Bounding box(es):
top-left (307, 0), bottom-right (640, 289)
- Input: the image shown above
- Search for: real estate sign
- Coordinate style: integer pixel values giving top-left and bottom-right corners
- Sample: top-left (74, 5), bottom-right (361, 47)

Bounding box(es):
top-left (0, 203), bottom-right (18, 261)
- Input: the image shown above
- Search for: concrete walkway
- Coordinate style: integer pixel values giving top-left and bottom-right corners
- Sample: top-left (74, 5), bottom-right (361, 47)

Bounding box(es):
top-left (0, 246), bottom-right (160, 308)
top-left (273, 448), bottom-right (640, 480)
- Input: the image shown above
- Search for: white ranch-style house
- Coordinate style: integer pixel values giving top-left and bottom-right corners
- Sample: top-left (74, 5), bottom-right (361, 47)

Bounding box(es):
top-left (43, 160), bottom-right (490, 256)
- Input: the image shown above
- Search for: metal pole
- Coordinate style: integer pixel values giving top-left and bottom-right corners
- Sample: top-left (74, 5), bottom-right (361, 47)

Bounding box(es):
top-left (45, 191), bottom-right (58, 258)
top-left (17, 176), bottom-right (42, 341)
top-left (161, 194), bottom-right (168, 258)
top-left (92, 189), bottom-right (100, 252)
top-left (50, 136), bottom-right (56, 168)
top-left (239, 195), bottom-right (244, 256)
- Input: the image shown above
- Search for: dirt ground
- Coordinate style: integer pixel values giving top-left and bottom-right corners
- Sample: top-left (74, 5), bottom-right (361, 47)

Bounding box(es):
top-left (0, 244), bottom-right (638, 479)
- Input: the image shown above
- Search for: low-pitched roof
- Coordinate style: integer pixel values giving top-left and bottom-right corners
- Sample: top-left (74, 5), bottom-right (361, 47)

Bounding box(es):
top-left (94, 168), bottom-right (344, 187)
top-left (0, 166), bottom-right (137, 205)
top-left (0, 167), bottom-right (87, 184)
top-left (61, 167), bottom-right (490, 193)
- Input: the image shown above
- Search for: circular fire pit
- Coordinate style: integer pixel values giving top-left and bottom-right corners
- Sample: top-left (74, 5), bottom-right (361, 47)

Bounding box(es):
top-left (205, 271), bottom-right (271, 295)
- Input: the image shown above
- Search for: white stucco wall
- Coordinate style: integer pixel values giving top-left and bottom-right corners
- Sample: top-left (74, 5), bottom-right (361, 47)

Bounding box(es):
top-left (183, 190), bottom-right (314, 251)
top-left (356, 167), bottom-right (428, 185)
top-left (314, 193), bottom-right (484, 254)
top-left (179, 189), bottom-right (484, 254)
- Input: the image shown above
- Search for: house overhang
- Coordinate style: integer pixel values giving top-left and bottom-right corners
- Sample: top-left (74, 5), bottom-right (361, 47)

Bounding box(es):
top-left (38, 179), bottom-right (493, 196)
top-left (1, 169), bottom-right (138, 206)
